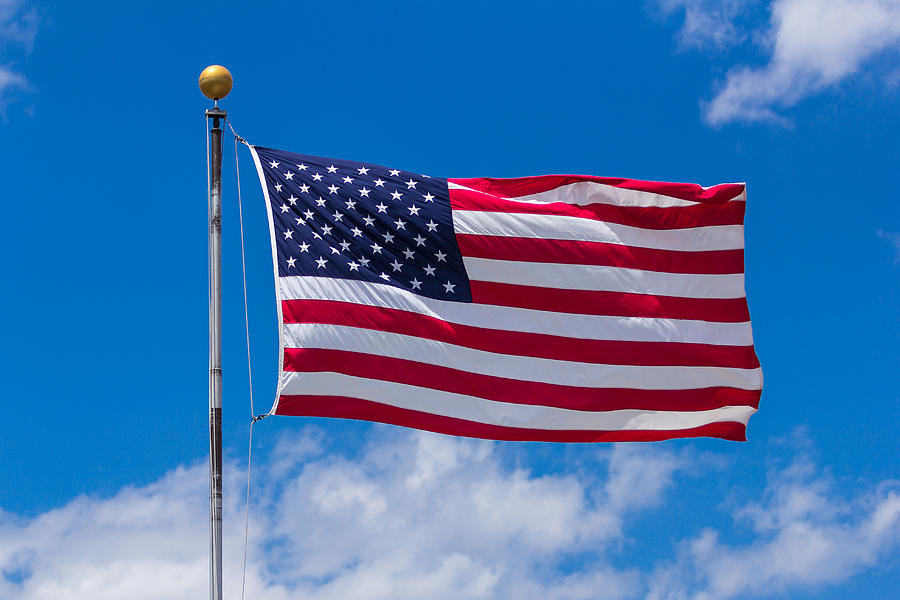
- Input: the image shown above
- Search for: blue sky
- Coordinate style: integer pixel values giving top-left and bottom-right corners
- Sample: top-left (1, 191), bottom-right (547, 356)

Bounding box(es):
top-left (1, 0), bottom-right (900, 598)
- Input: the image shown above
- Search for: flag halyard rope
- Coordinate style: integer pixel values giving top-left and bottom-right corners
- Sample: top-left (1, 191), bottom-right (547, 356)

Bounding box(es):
top-left (230, 121), bottom-right (259, 600)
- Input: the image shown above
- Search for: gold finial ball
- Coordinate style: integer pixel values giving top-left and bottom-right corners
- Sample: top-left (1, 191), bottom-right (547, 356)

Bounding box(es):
top-left (198, 65), bottom-right (233, 100)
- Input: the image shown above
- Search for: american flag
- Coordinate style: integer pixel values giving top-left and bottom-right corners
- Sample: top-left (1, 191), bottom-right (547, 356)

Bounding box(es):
top-left (249, 146), bottom-right (762, 442)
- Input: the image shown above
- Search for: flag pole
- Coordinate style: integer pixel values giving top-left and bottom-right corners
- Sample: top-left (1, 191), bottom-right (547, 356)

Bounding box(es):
top-left (199, 65), bottom-right (233, 600)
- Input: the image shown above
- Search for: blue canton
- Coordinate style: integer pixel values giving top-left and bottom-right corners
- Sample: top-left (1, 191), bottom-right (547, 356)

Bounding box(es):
top-left (254, 147), bottom-right (473, 302)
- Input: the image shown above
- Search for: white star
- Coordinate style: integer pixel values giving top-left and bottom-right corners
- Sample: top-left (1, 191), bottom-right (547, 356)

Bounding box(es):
top-left (423, 192), bottom-right (434, 203)
top-left (390, 190), bottom-right (402, 201)
top-left (375, 202), bottom-right (388, 213)
top-left (383, 231), bottom-right (395, 243)
top-left (402, 248), bottom-right (415, 260)
top-left (363, 216), bottom-right (376, 227)
top-left (389, 169), bottom-right (400, 177)
top-left (312, 231), bottom-right (322, 240)
top-left (327, 184), bottom-right (339, 194)
top-left (283, 230), bottom-right (294, 239)
top-left (303, 209), bottom-right (315, 220)
top-left (315, 257), bottom-right (327, 269)
top-left (332, 211), bottom-right (344, 221)
top-left (379, 272), bottom-right (391, 281)
top-left (297, 163), bottom-right (308, 171)
top-left (435, 250), bottom-right (447, 262)
top-left (413, 234), bottom-right (427, 247)
top-left (321, 224), bottom-right (333, 236)
top-left (330, 247), bottom-right (340, 255)
top-left (346, 199), bottom-right (357, 210)
top-left (269, 160), bottom-right (279, 169)
top-left (443, 281), bottom-right (456, 293)
top-left (410, 278), bottom-right (422, 290)
top-left (424, 264), bottom-right (436, 276)
top-left (327, 165), bottom-right (338, 173)
top-left (348, 261), bottom-right (360, 271)
top-left (275, 183), bottom-right (283, 192)
top-left (350, 226), bottom-right (363, 237)
top-left (286, 257), bottom-right (296, 268)
top-left (299, 242), bottom-right (310, 252)
top-left (312, 173), bottom-right (323, 181)
top-left (359, 187), bottom-right (371, 198)
top-left (425, 220), bottom-right (438, 232)
top-left (295, 217), bottom-right (304, 225)
top-left (287, 195), bottom-right (298, 204)
top-left (280, 204), bottom-right (289, 213)
top-left (390, 259), bottom-right (403, 272)
top-left (299, 183), bottom-right (310, 193)
top-left (371, 242), bottom-right (382, 254)
top-left (408, 205), bottom-right (421, 216)
top-left (342, 176), bottom-right (353, 184)
top-left (316, 197), bottom-right (327, 207)
top-left (394, 219), bottom-right (406, 230)
top-left (357, 167), bottom-right (369, 175)
top-left (359, 257), bottom-right (371, 267)
top-left (284, 172), bottom-right (294, 180)
top-left (405, 179), bottom-right (418, 189)
top-left (339, 240), bottom-right (351, 252)
top-left (373, 178), bottom-right (386, 187)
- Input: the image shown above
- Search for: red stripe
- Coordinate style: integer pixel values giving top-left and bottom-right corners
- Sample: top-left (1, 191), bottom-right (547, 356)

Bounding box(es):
top-left (281, 299), bottom-right (759, 368)
top-left (450, 176), bottom-right (745, 205)
top-left (275, 394), bottom-right (748, 442)
top-left (282, 348), bottom-right (762, 412)
top-left (470, 281), bottom-right (750, 323)
top-left (450, 187), bottom-right (745, 229)
top-left (456, 234), bottom-right (744, 275)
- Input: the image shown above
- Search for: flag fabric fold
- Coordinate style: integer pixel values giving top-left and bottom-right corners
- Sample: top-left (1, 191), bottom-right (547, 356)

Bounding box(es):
top-left (249, 145), bottom-right (762, 442)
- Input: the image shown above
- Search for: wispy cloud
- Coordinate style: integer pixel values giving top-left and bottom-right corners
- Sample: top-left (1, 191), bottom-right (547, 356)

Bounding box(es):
top-left (0, 0), bottom-right (38, 51)
top-left (878, 229), bottom-right (900, 262)
top-left (655, 0), bottom-right (900, 125)
top-left (1, 429), bottom-right (898, 599)
top-left (0, 0), bottom-right (38, 115)
top-left (656, 0), bottom-right (753, 52)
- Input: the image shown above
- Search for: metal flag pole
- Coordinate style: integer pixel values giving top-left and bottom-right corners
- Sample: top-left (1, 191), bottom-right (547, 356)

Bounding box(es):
top-left (199, 64), bottom-right (233, 600)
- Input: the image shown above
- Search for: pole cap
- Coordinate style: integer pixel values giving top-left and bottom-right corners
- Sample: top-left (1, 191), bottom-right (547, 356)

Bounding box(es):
top-left (199, 65), bottom-right (233, 101)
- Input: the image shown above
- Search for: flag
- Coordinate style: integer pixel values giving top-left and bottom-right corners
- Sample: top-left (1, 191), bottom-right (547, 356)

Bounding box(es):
top-left (248, 146), bottom-right (762, 442)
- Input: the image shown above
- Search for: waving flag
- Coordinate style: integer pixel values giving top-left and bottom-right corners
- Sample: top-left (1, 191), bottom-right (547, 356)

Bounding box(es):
top-left (249, 146), bottom-right (762, 442)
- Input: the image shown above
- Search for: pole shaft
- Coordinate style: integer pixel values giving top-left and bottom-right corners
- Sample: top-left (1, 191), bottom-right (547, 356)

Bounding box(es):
top-left (208, 111), bottom-right (225, 600)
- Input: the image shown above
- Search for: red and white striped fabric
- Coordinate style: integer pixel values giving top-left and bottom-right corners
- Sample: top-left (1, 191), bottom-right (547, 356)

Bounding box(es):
top-left (254, 149), bottom-right (761, 442)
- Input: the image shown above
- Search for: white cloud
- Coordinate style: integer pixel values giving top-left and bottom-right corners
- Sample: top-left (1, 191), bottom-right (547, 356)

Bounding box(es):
top-left (1, 429), bottom-right (899, 600)
top-left (704, 0), bottom-right (900, 125)
top-left (0, 430), bottom-right (680, 600)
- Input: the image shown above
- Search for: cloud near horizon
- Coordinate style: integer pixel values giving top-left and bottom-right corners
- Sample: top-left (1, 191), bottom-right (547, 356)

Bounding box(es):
top-left (1, 428), bottom-right (899, 600)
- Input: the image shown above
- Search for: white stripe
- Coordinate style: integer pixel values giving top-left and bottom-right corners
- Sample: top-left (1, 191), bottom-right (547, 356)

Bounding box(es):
top-left (463, 257), bottom-right (746, 299)
top-left (283, 324), bottom-right (763, 390)
top-left (280, 371), bottom-right (757, 431)
top-left (449, 180), bottom-right (746, 208)
top-left (453, 210), bottom-right (744, 252)
top-left (279, 276), bottom-right (755, 346)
